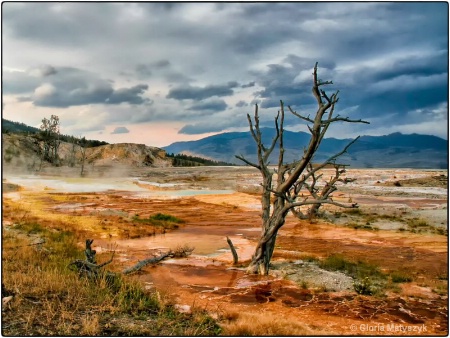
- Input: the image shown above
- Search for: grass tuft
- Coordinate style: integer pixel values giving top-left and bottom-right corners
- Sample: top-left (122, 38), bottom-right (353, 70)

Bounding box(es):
top-left (390, 272), bottom-right (413, 283)
top-left (132, 213), bottom-right (184, 230)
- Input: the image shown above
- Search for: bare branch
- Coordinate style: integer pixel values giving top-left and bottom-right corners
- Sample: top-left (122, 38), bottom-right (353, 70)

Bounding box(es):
top-left (263, 110), bottom-right (280, 163)
top-left (287, 105), bottom-right (314, 124)
top-left (97, 251), bottom-right (115, 268)
top-left (312, 62), bottom-right (323, 106)
top-left (323, 116), bottom-right (370, 125)
top-left (303, 136), bottom-right (361, 182)
top-left (235, 155), bottom-right (261, 170)
top-left (246, 113), bottom-right (259, 145)
top-left (283, 199), bottom-right (358, 213)
top-left (277, 101), bottom-right (285, 180)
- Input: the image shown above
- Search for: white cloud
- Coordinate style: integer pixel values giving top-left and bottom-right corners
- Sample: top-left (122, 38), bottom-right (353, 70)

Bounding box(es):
top-left (33, 83), bottom-right (56, 99)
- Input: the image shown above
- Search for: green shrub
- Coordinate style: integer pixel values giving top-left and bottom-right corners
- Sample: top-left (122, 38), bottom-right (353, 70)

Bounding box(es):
top-left (149, 213), bottom-right (183, 223)
top-left (354, 277), bottom-right (376, 295)
top-left (131, 213), bottom-right (184, 230)
top-left (407, 219), bottom-right (429, 228)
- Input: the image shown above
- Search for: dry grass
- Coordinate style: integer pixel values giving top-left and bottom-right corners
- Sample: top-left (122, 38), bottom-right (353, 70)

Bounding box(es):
top-left (81, 314), bottom-right (100, 335)
top-left (2, 198), bottom-right (221, 336)
top-left (219, 311), bottom-right (313, 336)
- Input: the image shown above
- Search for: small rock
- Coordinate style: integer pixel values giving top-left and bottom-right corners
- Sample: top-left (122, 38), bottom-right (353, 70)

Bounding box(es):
top-left (2, 296), bottom-right (13, 308)
top-left (174, 304), bottom-right (191, 314)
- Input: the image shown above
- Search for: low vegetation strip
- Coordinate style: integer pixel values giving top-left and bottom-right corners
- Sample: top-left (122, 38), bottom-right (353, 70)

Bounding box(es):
top-left (132, 213), bottom-right (185, 230)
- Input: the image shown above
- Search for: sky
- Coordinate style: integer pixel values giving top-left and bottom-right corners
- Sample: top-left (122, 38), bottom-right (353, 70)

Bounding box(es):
top-left (2, 2), bottom-right (448, 147)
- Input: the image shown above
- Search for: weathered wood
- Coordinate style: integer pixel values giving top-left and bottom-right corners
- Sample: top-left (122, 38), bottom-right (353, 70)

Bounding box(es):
top-left (122, 252), bottom-right (171, 275)
top-left (226, 237), bottom-right (238, 265)
top-left (70, 240), bottom-right (194, 279)
top-left (69, 239), bottom-right (113, 279)
top-left (85, 239), bottom-right (96, 264)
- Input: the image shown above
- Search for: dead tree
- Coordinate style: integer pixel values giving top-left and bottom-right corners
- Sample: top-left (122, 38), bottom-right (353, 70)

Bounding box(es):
top-left (291, 163), bottom-right (357, 220)
top-left (236, 63), bottom-right (369, 275)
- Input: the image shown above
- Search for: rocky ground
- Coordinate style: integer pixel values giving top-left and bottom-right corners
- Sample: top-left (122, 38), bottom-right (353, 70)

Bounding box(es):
top-left (2, 166), bottom-right (448, 335)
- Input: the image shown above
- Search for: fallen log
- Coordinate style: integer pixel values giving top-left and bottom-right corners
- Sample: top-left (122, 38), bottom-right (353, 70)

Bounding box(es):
top-left (122, 252), bottom-right (171, 275)
top-left (69, 240), bottom-right (194, 278)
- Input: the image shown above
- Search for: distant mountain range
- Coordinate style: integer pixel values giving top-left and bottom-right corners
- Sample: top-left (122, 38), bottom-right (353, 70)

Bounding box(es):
top-left (3, 119), bottom-right (447, 169)
top-left (164, 129), bottom-right (448, 169)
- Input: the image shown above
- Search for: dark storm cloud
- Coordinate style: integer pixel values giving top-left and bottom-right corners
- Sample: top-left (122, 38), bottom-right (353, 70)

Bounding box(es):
top-left (164, 71), bottom-right (192, 83)
top-left (3, 70), bottom-right (42, 94)
top-left (106, 84), bottom-right (150, 105)
top-left (188, 99), bottom-right (228, 112)
top-left (16, 96), bottom-right (32, 102)
top-left (250, 56), bottom-right (322, 109)
top-left (135, 64), bottom-right (152, 79)
top-left (111, 126), bottom-right (130, 134)
top-left (237, 2), bottom-right (448, 125)
top-left (2, 3), bottom-right (124, 47)
top-left (223, 3), bottom-right (307, 55)
top-left (134, 60), bottom-right (171, 79)
top-left (241, 81), bottom-right (255, 88)
top-left (252, 48), bottom-right (447, 121)
top-left (153, 60), bottom-right (171, 69)
top-left (166, 82), bottom-right (239, 101)
top-left (27, 67), bottom-right (150, 107)
top-left (235, 101), bottom-right (248, 108)
top-left (29, 64), bottom-right (58, 77)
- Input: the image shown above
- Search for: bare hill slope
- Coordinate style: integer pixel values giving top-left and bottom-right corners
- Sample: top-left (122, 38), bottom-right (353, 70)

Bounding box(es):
top-left (2, 134), bottom-right (172, 174)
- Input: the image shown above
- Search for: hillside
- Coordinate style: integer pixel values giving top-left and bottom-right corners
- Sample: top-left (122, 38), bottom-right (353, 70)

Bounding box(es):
top-left (2, 118), bottom-right (109, 148)
top-left (2, 119), bottom-right (235, 169)
top-left (2, 133), bottom-right (172, 173)
top-left (164, 129), bottom-right (448, 169)
top-left (2, 119), bottom-right (40, 134)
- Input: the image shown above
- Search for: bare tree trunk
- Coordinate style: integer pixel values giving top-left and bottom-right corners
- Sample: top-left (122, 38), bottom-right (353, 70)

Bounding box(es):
top-left (236, 63), bottom-right (369, 275)
top-left (246, 209), bottom-right (285, 274)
